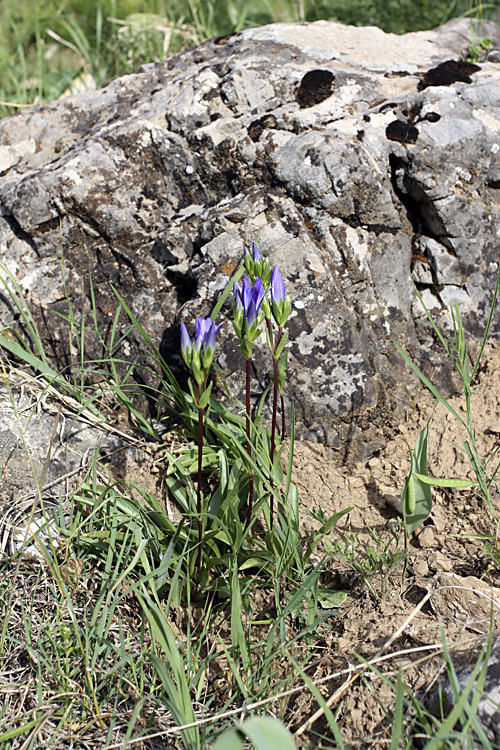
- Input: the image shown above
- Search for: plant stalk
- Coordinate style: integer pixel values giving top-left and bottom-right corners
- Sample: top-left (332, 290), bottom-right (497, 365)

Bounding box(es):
top-left (245, 357), bottom-right (254, 529)
top-left (269, 324), bottom-right (284, 528)
top-left (196, 388), bottom-right (204, 582)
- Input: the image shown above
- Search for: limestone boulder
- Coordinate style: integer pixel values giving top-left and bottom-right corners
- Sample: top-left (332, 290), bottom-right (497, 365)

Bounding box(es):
top-left (1, 18), bottom-right (500, 461)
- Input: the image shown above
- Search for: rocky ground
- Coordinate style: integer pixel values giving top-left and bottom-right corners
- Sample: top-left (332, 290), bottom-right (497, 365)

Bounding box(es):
top-left (282, 342), bottom-right (500, 742)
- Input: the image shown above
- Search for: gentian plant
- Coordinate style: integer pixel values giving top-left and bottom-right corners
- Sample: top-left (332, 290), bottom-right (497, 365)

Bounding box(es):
top-left (180, 316), bottom-right (223, 578)
top-left (232, 276), bottom-right (267, 527)
top-left (179, 243), bottom-right (292, 539)
top-left (174, 239), bottom-right (346, 599)
top-left (240, 244), bottom-right (291, 526)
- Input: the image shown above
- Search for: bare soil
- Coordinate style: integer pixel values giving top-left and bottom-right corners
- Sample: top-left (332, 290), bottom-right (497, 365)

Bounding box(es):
top-left (279, 342), bottom-right (500, 745)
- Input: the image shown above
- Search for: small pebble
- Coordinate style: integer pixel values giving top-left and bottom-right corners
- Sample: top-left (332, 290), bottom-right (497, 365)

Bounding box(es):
top-left (431, 513), bottom-right (447, 533)
top-left (346, 473), bottom-right (369, 488)
top-left (417, 526), bottom-right (436, 548)
top-left (428, 551), bottom-right (453, 572)
top-left (413, 558), bottom-right (430, 577)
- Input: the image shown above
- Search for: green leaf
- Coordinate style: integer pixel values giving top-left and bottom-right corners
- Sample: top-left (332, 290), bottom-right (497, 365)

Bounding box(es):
top-left (274, 329), bottom-right (289, 359)
top-left (211, 727), bottom-right (245, 750)
top-left (230, 563), bottom-right (250, 671)
top-left (317, 587), bottom-right (347, 608)
top-left (412, 472), bottom-right (476, 488)
top-left (0, 719), bottom-right (43, 742)
top-left (241, 716), bottom-right (296, 749)
top-left (198, 381), bottom-right (213, 409)
top-left (403, 427), bottom-right (433, 534)
top-left (390, 671), bottom-right (404, 750)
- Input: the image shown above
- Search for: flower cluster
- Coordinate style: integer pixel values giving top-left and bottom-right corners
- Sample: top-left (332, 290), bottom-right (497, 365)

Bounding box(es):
top-left (181, 318), bottom-right (223, 381)
top-left (233, 243), bottom-right (291, 360)
top-left (233, 277), bottom-right (267, 360)
top-left (180, 317), bottom-right (223, 408)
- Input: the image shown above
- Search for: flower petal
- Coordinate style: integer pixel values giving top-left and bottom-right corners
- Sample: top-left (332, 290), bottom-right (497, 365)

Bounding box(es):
top-left (246, 299), bottom-right (258, 328)
top-left (252, 241), bottom-right (261, 261)
top-left (194, 317), bottom-right (212, 349)
top-left (180, 322), bottom-right (192, 356)
top-left (271, 266), bottom-right (285, 305)
top-left (253, 277), bottom-right (267, 312)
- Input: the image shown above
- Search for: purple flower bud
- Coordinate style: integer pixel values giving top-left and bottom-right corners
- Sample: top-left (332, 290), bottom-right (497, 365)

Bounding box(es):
top-left (244, 242), bottom-right (262, 262)
top-left (251, 241), bottom-right (261, 261)
top-left (180, 322), bottom-right (192, 364)
top-left (203, 319), bottom-right (223, 356)
top-left (233, 281), bottom-right (243, 312)
top-left (194, 317), bottom-right (213, 351)
top-left (240, 277), bottom-right (251, 312)
top-left (271, 266), bottom-right (285, 306)
top-left (182, 317), bottom-right (223, 372)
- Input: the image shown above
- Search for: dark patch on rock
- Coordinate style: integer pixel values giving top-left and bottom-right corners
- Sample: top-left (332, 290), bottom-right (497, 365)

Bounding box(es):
top-left (376, 101), bottom-right (399, 114)
top-left (203, 88), bottom-right (219, 101)
top-left (297, 69), bottom-right (335, 108)
top-left (423, 111), bottom-right (441, 122)
top-left (384, 71), bottom-right (411, 78)
top-left (385, 120), bottom-right (419, 144)
top-left (419, 59), bottom-right (481, 90)
top-left (248, 114), bottom-right (278, 142)
top-left (213, 33), bottom-right (240, 45)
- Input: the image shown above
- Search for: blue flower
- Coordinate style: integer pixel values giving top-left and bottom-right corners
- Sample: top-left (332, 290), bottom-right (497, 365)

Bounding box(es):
top-left (234, 277), bottom-right (266, 326)
top-left (270, 265), bottom-right (292, 327)
top-left (180, 317), bottom-right (223, 373)
top-left (180, 322), bottom-right (193, 367)
top-left (270, 266), bottom-right (285, 306)
top-left (244, 241), bottom-right (261, 262)
top-left (233, 277), bottom-right (267, 359)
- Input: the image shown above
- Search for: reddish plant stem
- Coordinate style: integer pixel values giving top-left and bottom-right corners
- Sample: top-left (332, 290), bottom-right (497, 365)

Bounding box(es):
top-left (268, 322), bottom-right (283, 528)
top-left (245, 357), bottom-right (254, 530)
top-left (196, 387), bottom-right (204, 582)
top-left (280, 392), bottom-right (286, 439)
top-left (269, 355), bottom-right (279, 528)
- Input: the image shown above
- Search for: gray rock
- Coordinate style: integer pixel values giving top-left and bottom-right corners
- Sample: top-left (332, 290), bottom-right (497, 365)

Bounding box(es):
top-left (0, 377), bottom-right (129, 556)
top-left (1, 18), bottom-right (500, 462)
